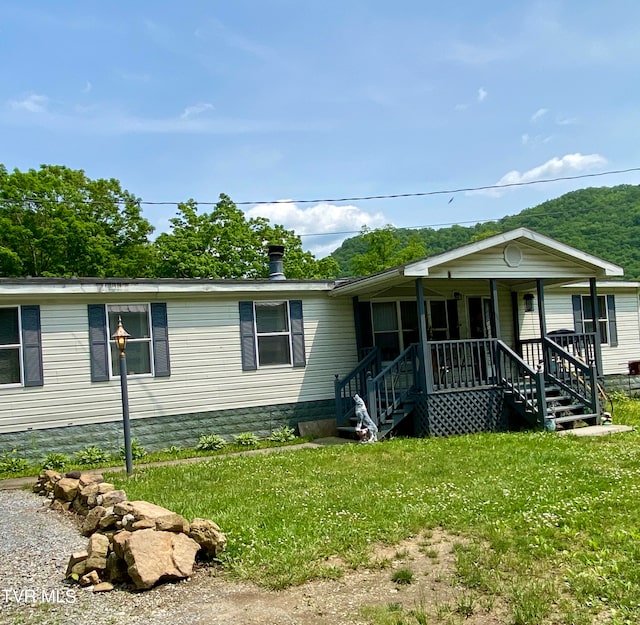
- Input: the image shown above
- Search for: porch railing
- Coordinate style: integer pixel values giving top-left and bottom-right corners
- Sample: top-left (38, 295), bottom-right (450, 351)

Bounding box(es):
top-left (428, 339), bottom-right (497, 391)
top-left (542, 337), bottom-right (599, 414)
top-left (520, 332), bottom-right (598, 373)
top-left (334, 347), bottom-right (381, 427)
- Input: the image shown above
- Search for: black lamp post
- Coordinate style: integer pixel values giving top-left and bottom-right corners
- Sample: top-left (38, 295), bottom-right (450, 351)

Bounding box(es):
top-left (112, 316), bottom-right (133, 476)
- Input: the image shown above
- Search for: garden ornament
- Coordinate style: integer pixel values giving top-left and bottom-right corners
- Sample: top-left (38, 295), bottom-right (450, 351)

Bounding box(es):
top-left (353, 394), bottom-right (378, 443)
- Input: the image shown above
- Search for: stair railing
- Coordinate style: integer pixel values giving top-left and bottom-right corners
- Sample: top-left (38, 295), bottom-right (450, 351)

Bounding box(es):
top-left (542, 337), bottom-right (598, 415)
top-left (334, 347), bottom-right (381, 428)
top-left (366, 344), bottom-right (419, 424)
top-left (496, 340), bottom-right (546, 425)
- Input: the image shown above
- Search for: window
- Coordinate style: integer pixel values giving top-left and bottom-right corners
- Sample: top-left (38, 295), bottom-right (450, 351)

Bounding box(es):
top-left (581, 295), bottom-right (608, 344)
top-left (87, 303), bottom-right (170, 381)
top-left (0, 307), bottom-right (21, 385)
top-left (107, 305), bottom-right (153, 376)
top-left (255, 301), bottom-right (292, 366)
top-left (0, 306), bottom-right (43, 388)
top-left (572, 294), bottom-right (618, 347)
top-left (370, 301), bottom-right (420, 361)
top-left (239, 300), bottom-right (306, 371)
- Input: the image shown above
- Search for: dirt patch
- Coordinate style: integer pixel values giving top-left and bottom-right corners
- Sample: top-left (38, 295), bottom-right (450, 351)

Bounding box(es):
top-left (119, 529), bottom-right (507, 625)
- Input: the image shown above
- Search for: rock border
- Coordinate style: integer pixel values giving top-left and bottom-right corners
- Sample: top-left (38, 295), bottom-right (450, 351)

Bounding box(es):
top-left (33, 470), bottom-right (227, 591)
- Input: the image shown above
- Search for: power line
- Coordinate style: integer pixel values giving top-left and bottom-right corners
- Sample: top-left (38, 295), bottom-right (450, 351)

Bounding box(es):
top-left (2, 166), bottom-right (639, 209)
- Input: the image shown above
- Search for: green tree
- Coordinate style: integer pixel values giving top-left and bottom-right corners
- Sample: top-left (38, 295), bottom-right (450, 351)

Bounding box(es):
top-left (154, 194), bottom-right (338, 279)
top-left (350, 226), bottom-right (427, 275)
top-left (0, 164), bottom-right (155, 277)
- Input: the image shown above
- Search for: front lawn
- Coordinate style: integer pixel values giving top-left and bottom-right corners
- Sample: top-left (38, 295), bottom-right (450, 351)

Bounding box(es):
top-left (108, 399), bottom-right (640, 624)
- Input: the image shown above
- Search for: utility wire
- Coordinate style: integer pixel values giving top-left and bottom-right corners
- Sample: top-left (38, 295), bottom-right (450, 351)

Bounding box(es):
top-left (1, 166), bottom-right (639, 209)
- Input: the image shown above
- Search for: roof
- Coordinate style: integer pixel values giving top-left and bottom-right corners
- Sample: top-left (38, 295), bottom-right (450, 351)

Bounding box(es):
top-left (332, 228), bottom-right (624, 296)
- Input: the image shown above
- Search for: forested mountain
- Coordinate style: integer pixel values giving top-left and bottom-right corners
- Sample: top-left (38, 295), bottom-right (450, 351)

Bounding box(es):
top-left (330, 185), bottom-right (640, 278)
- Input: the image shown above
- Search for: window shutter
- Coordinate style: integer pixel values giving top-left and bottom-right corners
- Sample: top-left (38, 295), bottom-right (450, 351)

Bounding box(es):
top-left (239, 301), bottom-right (257, 371)
top-left (607, 294), bottom-right (618, 347)
top-left (290, 300), bottom-right (306, 368)
top-left (151, 303), bottom-right (171, 377)
top-left (88, 304), bottom-right (109, 382)
top-left (572, 295), bottom-right (584, 333)
top-left (21, 305), bottom-right (43, 387)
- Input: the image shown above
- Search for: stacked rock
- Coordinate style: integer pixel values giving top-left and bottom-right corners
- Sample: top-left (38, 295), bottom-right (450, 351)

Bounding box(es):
top-left (34, 470), bottom-right (227, 591)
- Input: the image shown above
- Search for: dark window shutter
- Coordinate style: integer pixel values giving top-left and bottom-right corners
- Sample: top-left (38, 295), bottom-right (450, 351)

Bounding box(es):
top-left (607, 294), bottom-right (618, 347)
top-left (21, 305), bottom-right (43, 387)
top-left (151, 303), bottom-right (171, 377)
top-left (572, 295), bottom-right (584, 333)
top-left (290, 300), bottom-right (306, 368)
top-left (239, 301), bottom-right (257, 371)
top-left (88, 304), bottom-right (109, 382)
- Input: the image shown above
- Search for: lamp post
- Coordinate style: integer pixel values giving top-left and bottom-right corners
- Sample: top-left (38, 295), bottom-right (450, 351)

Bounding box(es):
top-left (112, 317), bottom-right (133, 476)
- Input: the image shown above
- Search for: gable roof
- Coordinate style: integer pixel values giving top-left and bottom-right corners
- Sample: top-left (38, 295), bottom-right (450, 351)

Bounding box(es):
top-left (332, 228), bottom-right (624, 296)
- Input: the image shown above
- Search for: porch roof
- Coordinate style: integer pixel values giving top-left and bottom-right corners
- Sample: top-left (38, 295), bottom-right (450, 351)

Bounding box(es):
top-left (331, 228), bottom-right (624, 297)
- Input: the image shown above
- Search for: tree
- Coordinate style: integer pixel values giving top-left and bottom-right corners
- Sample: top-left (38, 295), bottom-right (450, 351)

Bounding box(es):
top-left (154, 194), bottom-right (339, 279)
top-left (350, 226), bottom-right (427, 275)
top-left (0, 164), bottom-right (155, 277)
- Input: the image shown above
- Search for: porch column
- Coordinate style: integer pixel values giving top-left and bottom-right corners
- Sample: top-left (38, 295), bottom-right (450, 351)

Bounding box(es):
top-left (589, 277), bottom-right (604, 376)
top-left (352, 296), bottom-right (362, 358)
top-left (489, 279), bottom-right (501, 339)
top-left (511, 291), bottom-right (522, 356)
top-left (536, 279), bottom-right (547, 337)
top-left (416, 278), bottom-right (433, 393)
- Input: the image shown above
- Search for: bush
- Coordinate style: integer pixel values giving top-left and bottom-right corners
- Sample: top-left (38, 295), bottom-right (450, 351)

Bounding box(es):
top-left (196, 434), bottom-right (227, 451)
top-left (269, 425), bottom-right (297, 443)
top-left (120, 438), bottom-right (147, 461)
top-left (161, 445), bottom-right (182, 455)
top-left (74, 446), bottom-right (111, 466)
top-left (391, 567), bottom-right (414, 585)
top-left (233, 432), bottom-right (260, 447)
top-left (0, 450), bottom-right (29, 474)
top-left (41, 452), bottom-right (69, 471)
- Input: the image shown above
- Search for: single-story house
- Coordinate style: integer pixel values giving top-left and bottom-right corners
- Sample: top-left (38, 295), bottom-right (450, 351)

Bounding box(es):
top-left (0, 228), bottom-right (638, 458)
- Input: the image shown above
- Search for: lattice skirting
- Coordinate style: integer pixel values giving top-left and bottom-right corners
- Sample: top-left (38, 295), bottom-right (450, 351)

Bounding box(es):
top-left (413, 388), bottom-right (507, 437)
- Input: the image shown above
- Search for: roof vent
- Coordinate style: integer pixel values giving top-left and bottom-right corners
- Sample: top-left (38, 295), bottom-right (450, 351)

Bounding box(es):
top-left (268, 245), bottom-right (285, 280)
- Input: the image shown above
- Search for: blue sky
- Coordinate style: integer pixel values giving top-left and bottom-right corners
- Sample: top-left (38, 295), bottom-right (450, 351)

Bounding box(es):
top-left (2, 1), bottom-right (640, 256)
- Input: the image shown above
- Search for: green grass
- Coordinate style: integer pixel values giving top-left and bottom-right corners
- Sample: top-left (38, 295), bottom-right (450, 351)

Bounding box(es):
top-left (102, 399), bottom-right (640, 623)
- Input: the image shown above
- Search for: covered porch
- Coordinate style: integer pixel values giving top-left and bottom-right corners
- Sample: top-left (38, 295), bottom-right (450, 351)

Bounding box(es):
top-left (332, 229), bottom-right (623, 437)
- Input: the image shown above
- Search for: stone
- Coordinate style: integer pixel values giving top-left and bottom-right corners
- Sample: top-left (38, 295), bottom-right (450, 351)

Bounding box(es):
top-left (100, 489), bottom-right (127, 507)
top-left (97, 482), bottom-right (115, 494)
top-left (111, 531), bottom-right (131, 559)
top-left (65, 551), bottom-right (88, 578)
top-left (121, 513), bottom-right (135, 531)
top-left (131, 518), bottom-right (156, 531)
top-left (54, 477), bottom-right (80, 502)
top-left (79, 570), bottom-right (101, 587)
top-left (81, 506), bottom-right (107, 537)
top-left (189, 518), bottom-right (227, 557)
top-left (85, 533), bottom-right (110, 572)
top-left (123, 529), bottom-right (200, 589)
top-left (113, 501), bottom-right (134, 516)
top-left (65, 470), bottom-right (82, 479)
top-left (98, 507), bottom-right (118, 530)
top-left (78, 482), bottom-right (99, 505)
top-left (79, 472), bottom-right (104, 487)
top-left (105, 553), bottom-right (129, 584)
top-left (155, 513), bottom-right (190, 533)
top-left (49, 499), bottom-right (68, 513)
top-left (72, 497), bottom-right (89, 516)
top-left (128, 500), bottom-right (175, 522)
top-left (92, 581), bottom-right (114, 592)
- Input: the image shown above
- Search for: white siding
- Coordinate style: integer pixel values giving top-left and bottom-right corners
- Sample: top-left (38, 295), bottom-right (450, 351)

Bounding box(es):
top-left (0, 295), bottom-right (359, 433)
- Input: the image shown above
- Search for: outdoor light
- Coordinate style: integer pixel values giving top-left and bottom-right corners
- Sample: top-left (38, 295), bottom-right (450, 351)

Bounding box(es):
top-left (112, 316), bottom-right (131, 353)
top-left (111, 316), bottom-right (133, 476)
top-left (523, 293), bottom-right (535, 313)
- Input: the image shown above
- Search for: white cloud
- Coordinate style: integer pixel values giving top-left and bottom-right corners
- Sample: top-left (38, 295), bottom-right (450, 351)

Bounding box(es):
top-left (454, 103), bottom-right (468, 111)
top-left (245, 201), bottom-right (388, 257)
top-left (180, 102), bottom-right (214, 119)
top-left (521, 134), bottom-right (530, 145)
top-left (83, 81), bottom-right (92, 93)
top-left (530, 108), bottom-right (548, 122)
top-left (9, 93), bottom-right (49, 113)
top-left (470, 153), bottom-right (608, 197)
top-left (477, 87), bottom-right (488, 103)
top-left (556, 116), bottom-right (578, 126)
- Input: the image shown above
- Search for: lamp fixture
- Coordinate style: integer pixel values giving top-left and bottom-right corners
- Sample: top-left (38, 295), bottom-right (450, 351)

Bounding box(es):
top-left (523, 293), bottom-right (534, 313)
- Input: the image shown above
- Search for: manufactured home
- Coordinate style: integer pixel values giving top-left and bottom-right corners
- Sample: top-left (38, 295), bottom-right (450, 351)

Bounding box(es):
top-left (0, 229), bottom-right (637, 457)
